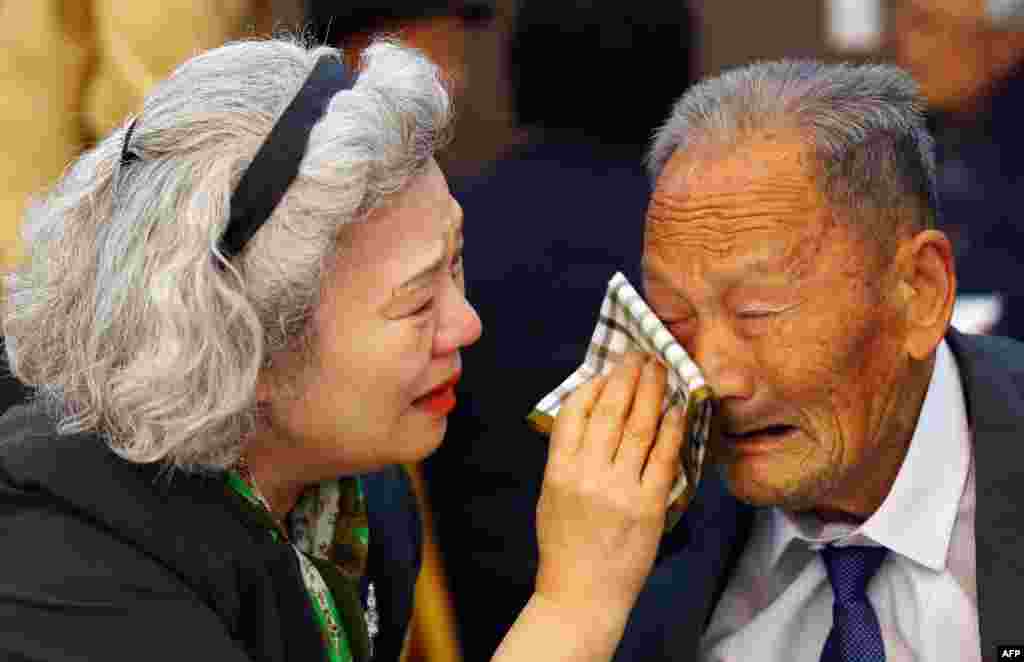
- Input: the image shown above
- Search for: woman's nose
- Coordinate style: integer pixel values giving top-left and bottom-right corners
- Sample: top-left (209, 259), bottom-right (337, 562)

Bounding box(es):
top-left (435, 284), bottom-right (482, 356)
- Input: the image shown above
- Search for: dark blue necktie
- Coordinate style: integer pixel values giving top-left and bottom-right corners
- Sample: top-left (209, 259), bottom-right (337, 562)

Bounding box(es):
top-left (819, 544), bottom-right (888, 662)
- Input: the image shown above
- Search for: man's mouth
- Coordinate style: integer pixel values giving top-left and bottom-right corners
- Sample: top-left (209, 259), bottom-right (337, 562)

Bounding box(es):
top-left (722, 424), bottom-right (798, 453)
top-left (726, 424), bottom-right (796, 440)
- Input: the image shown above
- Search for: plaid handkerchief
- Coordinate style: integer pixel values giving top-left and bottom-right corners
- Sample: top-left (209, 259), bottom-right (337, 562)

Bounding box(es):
top-left (527, 272), bottom-right (715, 530)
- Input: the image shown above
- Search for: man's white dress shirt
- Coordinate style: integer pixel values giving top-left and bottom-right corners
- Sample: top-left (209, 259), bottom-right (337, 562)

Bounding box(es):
top-left (699, 340), bottom-right (980, 661)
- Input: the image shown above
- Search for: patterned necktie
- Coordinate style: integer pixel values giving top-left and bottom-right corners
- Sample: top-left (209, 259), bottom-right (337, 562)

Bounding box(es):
top-left (820, 544), bottom-right (889, 662)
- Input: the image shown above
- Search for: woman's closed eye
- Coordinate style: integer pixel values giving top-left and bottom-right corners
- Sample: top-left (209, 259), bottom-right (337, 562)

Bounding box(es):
top-left (406, 245), bottom-right (465, 318)
top-left (409, 298), bottom-right (435, 317)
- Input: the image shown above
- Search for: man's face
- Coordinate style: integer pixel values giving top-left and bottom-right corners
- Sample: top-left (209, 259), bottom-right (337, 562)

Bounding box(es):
top-left (888, 0), bottom-right (1004, 111)
top-left (642, 136), bottom-right (913, 514)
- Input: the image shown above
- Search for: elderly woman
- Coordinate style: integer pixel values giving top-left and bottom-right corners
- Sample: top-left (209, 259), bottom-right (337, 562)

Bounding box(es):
top-left (0, 37), bottom-right (684, 662)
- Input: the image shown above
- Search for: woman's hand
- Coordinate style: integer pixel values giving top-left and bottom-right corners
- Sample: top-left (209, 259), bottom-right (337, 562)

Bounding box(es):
top-left (535, 352), bottom-right (685, 617)
top-left (490, 352), bottom-right (684, 662)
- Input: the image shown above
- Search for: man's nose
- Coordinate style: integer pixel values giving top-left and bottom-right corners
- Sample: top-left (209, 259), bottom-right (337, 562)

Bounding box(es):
top-left (688, 321), bottom-right (754, 402)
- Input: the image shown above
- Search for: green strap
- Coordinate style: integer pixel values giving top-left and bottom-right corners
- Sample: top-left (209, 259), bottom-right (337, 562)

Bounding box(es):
top-left (309, 556), bottom-right (372, 662)
top-left (224, 470), bottom-right (284, 541)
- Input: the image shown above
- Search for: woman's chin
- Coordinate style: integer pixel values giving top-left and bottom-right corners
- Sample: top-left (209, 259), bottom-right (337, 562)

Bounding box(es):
top-left (392, 415), bottom-right (448, 464)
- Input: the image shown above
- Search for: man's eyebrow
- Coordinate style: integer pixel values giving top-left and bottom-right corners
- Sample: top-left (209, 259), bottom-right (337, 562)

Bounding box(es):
top-left (643, 255), bottom-right (795, 294)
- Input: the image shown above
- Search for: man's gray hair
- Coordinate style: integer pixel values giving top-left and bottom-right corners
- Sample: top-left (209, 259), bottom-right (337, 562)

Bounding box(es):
top-left (648, 60), bottom-right (940, 249)
top-left (3, 36), bottom-right (452, 471)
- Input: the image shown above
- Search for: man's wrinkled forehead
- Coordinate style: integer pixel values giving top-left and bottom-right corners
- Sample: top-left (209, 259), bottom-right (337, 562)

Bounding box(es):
top-left (642, 137), bottom-right (831, 280)
top-left (647, 140), bottom-right (821, 230)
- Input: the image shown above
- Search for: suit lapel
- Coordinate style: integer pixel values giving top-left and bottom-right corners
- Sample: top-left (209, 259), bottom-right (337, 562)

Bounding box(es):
top-left (653, 472), bottom-right (753, 660)
top-left (946, 329), bottom-right (1024, 654)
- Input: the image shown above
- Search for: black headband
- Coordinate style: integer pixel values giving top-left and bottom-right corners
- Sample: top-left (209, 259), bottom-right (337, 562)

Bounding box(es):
top-left (121, 118), bottom-right (140, 166)
top-left (119, 55), bottom-right (356, 261)
top-left (220, 55), bottom-right (356, 260)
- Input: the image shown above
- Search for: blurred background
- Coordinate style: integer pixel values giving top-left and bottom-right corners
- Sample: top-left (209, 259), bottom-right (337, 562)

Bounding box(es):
top-left (3, 1), bottom-right (1023, 661)
top-left (5, 0), bottom-right (985, 267)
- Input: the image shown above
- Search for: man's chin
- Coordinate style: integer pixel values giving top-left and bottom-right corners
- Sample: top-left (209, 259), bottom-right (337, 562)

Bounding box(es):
top-left (714, 462), bottom-right (822, 511)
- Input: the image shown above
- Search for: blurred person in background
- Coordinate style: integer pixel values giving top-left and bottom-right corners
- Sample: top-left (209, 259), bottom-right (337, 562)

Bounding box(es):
top-left (0, 36), bottom-right (688, 662)
top-left (421, 3), bottom-right (747, 661)
top-left (307, 0), bottom-right (507, 184)
top-left (889, 0), bottom-right (1024, 338)
top-left (0, 0), bottom-right (288, 270)
top-left (307, 0), bottom-right (496, 98)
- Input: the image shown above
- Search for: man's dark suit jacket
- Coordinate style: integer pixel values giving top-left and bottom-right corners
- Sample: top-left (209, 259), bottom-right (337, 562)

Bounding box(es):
top-left (0, 401), bottom-right (421, 662)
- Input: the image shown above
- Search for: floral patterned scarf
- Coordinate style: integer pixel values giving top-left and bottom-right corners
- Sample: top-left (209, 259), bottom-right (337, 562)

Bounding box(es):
top-left (226, 466), bottom-right (374, 662)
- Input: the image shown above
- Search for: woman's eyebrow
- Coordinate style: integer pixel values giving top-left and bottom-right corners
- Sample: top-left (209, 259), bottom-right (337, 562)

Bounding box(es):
top-left (395, 243), bottom-right (447, 294)
top-left (393, 204), bottom-right (464, 296)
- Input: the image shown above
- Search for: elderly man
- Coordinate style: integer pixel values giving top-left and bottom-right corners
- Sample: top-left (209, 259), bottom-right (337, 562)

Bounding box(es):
top-left (640, 60), bottom-right (1023, 660)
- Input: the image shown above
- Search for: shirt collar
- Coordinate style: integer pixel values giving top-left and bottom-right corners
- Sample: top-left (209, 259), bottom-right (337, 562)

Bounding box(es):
top-left (765, 340), bottom-right (971, 572)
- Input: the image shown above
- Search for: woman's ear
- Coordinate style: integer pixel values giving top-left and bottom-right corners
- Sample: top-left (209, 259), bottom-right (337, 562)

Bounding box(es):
top-left (898, 229), bottom-right (956, 360)
top-left (255, 370), bottom-right (274, 405)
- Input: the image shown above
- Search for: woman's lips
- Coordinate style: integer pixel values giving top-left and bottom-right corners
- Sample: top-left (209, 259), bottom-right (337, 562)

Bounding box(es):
top-left (413, 374), bottom-right (460, 416)
top-left (414, 386), bottom-right (457, 416)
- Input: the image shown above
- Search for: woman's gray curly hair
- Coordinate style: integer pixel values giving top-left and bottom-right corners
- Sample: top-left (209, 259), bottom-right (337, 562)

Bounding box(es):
top-left (3, 36), bottom-right (452, 471)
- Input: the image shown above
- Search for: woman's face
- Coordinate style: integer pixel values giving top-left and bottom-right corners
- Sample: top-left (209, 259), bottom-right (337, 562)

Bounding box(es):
top-left (258, 159), bottom-right (481, 480)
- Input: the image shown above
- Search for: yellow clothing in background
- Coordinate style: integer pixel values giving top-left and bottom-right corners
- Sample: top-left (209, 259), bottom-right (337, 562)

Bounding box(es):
top-left (404, 463), bottom-right (465, 662)
top-left (0, 0), bottom-right (254, 268)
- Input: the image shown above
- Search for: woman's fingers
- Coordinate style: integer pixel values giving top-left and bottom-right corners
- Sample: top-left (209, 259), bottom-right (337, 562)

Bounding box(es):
top-left (642, 404), bottom-right (686, 494)
top-left (611, 357), bottom-right (668, 477)
top-left (548, 372), bottom-right (609, 461)
top-left (552, 352), bottom-right (678, 484)
top-left (536, 351), bottom-right (693, 614)
top-left (580, 353), bottom-right (647, 471)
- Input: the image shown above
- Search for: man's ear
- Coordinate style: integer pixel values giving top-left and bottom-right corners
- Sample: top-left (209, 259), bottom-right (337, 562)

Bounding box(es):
top-left (897, 229), bottom-right (956, 360)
